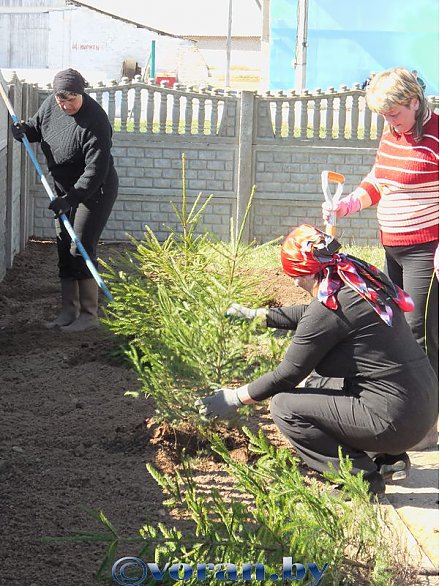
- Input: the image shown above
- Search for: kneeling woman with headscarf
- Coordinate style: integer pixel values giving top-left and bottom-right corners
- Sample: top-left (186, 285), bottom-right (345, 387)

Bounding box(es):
top-left (197, 225), bottom-right (438, 496)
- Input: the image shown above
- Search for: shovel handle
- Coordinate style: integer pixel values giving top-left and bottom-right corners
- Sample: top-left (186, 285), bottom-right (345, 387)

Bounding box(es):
top-left (321, 170), bottom-right (345, 236)
top-left (326, 171), bottom-right (345, 185)
top-left (325, 224), bottom-right (337, 237)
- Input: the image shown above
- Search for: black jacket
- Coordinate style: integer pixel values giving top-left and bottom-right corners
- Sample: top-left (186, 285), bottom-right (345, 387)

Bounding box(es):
top-left (24, 93), bottom-right (114, 204)
top-left (248, 286), bottom-right (438, 432)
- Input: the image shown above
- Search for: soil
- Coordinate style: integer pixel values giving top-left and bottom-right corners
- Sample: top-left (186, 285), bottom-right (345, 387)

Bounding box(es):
top-left (0, 239), bottom-right (309, 586)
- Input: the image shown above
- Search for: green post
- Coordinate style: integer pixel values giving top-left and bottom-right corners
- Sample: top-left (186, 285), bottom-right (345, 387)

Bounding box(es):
top-left (151, 40), bottom-right (156, 80)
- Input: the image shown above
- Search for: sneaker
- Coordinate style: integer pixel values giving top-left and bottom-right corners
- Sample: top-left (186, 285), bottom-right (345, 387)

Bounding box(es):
top-left (374, 452), bottom-right (411, 481)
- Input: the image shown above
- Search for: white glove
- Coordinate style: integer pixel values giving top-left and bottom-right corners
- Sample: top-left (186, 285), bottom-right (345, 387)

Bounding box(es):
top-left (226, 303), bottom-right (257, 320)
top-left (226, 303), bottom-right (267, 321)
top-left (195, 388), bottom-right (242, 420)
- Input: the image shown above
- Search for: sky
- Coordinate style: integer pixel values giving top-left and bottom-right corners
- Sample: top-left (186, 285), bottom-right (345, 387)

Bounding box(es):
top-left (79, 0), bottom-right (262, 37)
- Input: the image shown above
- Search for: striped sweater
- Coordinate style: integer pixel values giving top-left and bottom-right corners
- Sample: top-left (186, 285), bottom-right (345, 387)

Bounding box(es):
top-left (360, 110), bottom-right (439, 246)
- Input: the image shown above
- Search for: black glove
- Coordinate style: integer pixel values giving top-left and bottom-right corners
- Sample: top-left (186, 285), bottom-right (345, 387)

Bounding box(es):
top-left (11, 121), bottom-right (27, 142)
top-left (195, 388), bottom-right (242, 420)
top-left (48, 194), bottom-right (75, 217)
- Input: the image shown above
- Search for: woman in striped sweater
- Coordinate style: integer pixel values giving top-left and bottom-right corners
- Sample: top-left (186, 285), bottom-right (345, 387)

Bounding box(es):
top-left (322, 68), bottom-right (438, 449)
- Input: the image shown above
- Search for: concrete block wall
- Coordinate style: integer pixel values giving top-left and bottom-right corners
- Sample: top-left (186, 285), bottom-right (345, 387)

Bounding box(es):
top-left (31, 149), bottom-right (54, 236)
top-left (31, 135), bottom-right (238, 242)
top-left (106, 195), bottom-right (234, 243)
top-left (251, 199), bottom-right (378, 246)
top-left (251, 144), bottom-right (379, 244)
top-left (31, 137), bottom-right (380, 246)
top-left (19, 82), bottom-right (390, 264)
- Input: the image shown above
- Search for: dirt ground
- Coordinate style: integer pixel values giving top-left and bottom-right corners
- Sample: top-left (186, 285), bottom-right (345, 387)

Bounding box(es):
top-left (0, 239), bottom-right (309, 586)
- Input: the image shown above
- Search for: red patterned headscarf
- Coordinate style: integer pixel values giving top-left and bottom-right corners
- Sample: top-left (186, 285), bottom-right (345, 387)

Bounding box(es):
top-left (281, 225), bottom-right (414, 326)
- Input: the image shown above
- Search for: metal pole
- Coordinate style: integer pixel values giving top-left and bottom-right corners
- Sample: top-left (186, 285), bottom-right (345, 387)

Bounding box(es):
top-left (294, 0), bottom-right (308, 93)
top-left (0, 82), bottom-right (113, 301)
top-left (259, 0), bottom-right (271, 92)
top-left (226, 0), bottom-right (233, 87)
top-left (150, 40), bottom-right (156, 80)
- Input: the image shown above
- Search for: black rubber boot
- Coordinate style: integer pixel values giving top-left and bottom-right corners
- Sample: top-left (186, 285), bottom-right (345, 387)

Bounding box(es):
top-left (45, 279), bottom-right (79, 328)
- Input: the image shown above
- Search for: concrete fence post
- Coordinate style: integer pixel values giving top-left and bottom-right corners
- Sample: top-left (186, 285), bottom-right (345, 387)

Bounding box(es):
top-left (236, 90), bottom-right (255, 243)
top-left (20, 82), bottom-right (32, 250)
top-left (0, 72), bottom-right (7, 281)
top-left (5, 82), bottom-right (20, 269)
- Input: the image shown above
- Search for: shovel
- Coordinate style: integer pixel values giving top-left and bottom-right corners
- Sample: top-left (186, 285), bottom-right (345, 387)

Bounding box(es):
top-left (321, 170), bottom-right (345, 236)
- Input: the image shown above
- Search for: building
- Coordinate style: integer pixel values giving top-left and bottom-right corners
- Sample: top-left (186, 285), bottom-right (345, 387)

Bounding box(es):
top-left (0, 0), bottom-right (265, 90)
top-left (0, 0), bottom-right (202, 86)
top-left (2, 0), bottom-right (437, 96)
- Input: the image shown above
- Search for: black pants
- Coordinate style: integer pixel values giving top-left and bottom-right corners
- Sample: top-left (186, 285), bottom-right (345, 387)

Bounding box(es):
top-left (56, 166), bottom-right (118, 280)
top-left (270, 382), bottom-right (436, 479)
top-left (384, 241), bottom-right (439, 379)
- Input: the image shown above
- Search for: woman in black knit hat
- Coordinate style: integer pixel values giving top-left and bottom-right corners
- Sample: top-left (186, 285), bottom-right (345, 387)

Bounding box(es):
top-left (11, 68), bottom-right (118, 332)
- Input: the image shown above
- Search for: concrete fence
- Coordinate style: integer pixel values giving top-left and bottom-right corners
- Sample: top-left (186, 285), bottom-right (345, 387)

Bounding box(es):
top-left (1, 71), bottom-right (438, 280)
top-left (0, 72), bottom-right (37, 281)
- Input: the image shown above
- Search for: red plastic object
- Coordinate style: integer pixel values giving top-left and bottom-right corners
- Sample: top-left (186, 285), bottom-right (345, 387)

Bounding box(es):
top-left (155, 76), bottom-right (177, 87)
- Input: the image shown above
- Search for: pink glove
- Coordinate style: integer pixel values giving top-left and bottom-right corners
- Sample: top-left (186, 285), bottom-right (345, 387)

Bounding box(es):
top-left (322, 192), bottom-right (361, 222)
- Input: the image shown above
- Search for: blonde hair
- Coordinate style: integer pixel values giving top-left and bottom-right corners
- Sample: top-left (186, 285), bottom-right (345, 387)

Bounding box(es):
top-left (366, 67), bottom-right (430, 141)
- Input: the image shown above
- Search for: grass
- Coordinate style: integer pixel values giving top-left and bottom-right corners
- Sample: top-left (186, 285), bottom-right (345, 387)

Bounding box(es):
top-left (113, 118), bottom-right (215, 134)
top-left (344, 243), bottom-right (385, 268)
top-left (280, 125), bottom-right (379, 140)
top-left (112, 118), bottom-right (379, 140)
top-left (206, 241), bottom-right (385, 271)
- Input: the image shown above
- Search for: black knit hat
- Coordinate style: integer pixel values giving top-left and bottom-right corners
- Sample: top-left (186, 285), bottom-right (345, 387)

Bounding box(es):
top-left (53, 68), bottom-right (87, 95)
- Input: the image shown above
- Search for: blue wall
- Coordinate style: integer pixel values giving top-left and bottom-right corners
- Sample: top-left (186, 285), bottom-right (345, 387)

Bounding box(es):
top-left (270, 0), bottom-right (439, 95)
